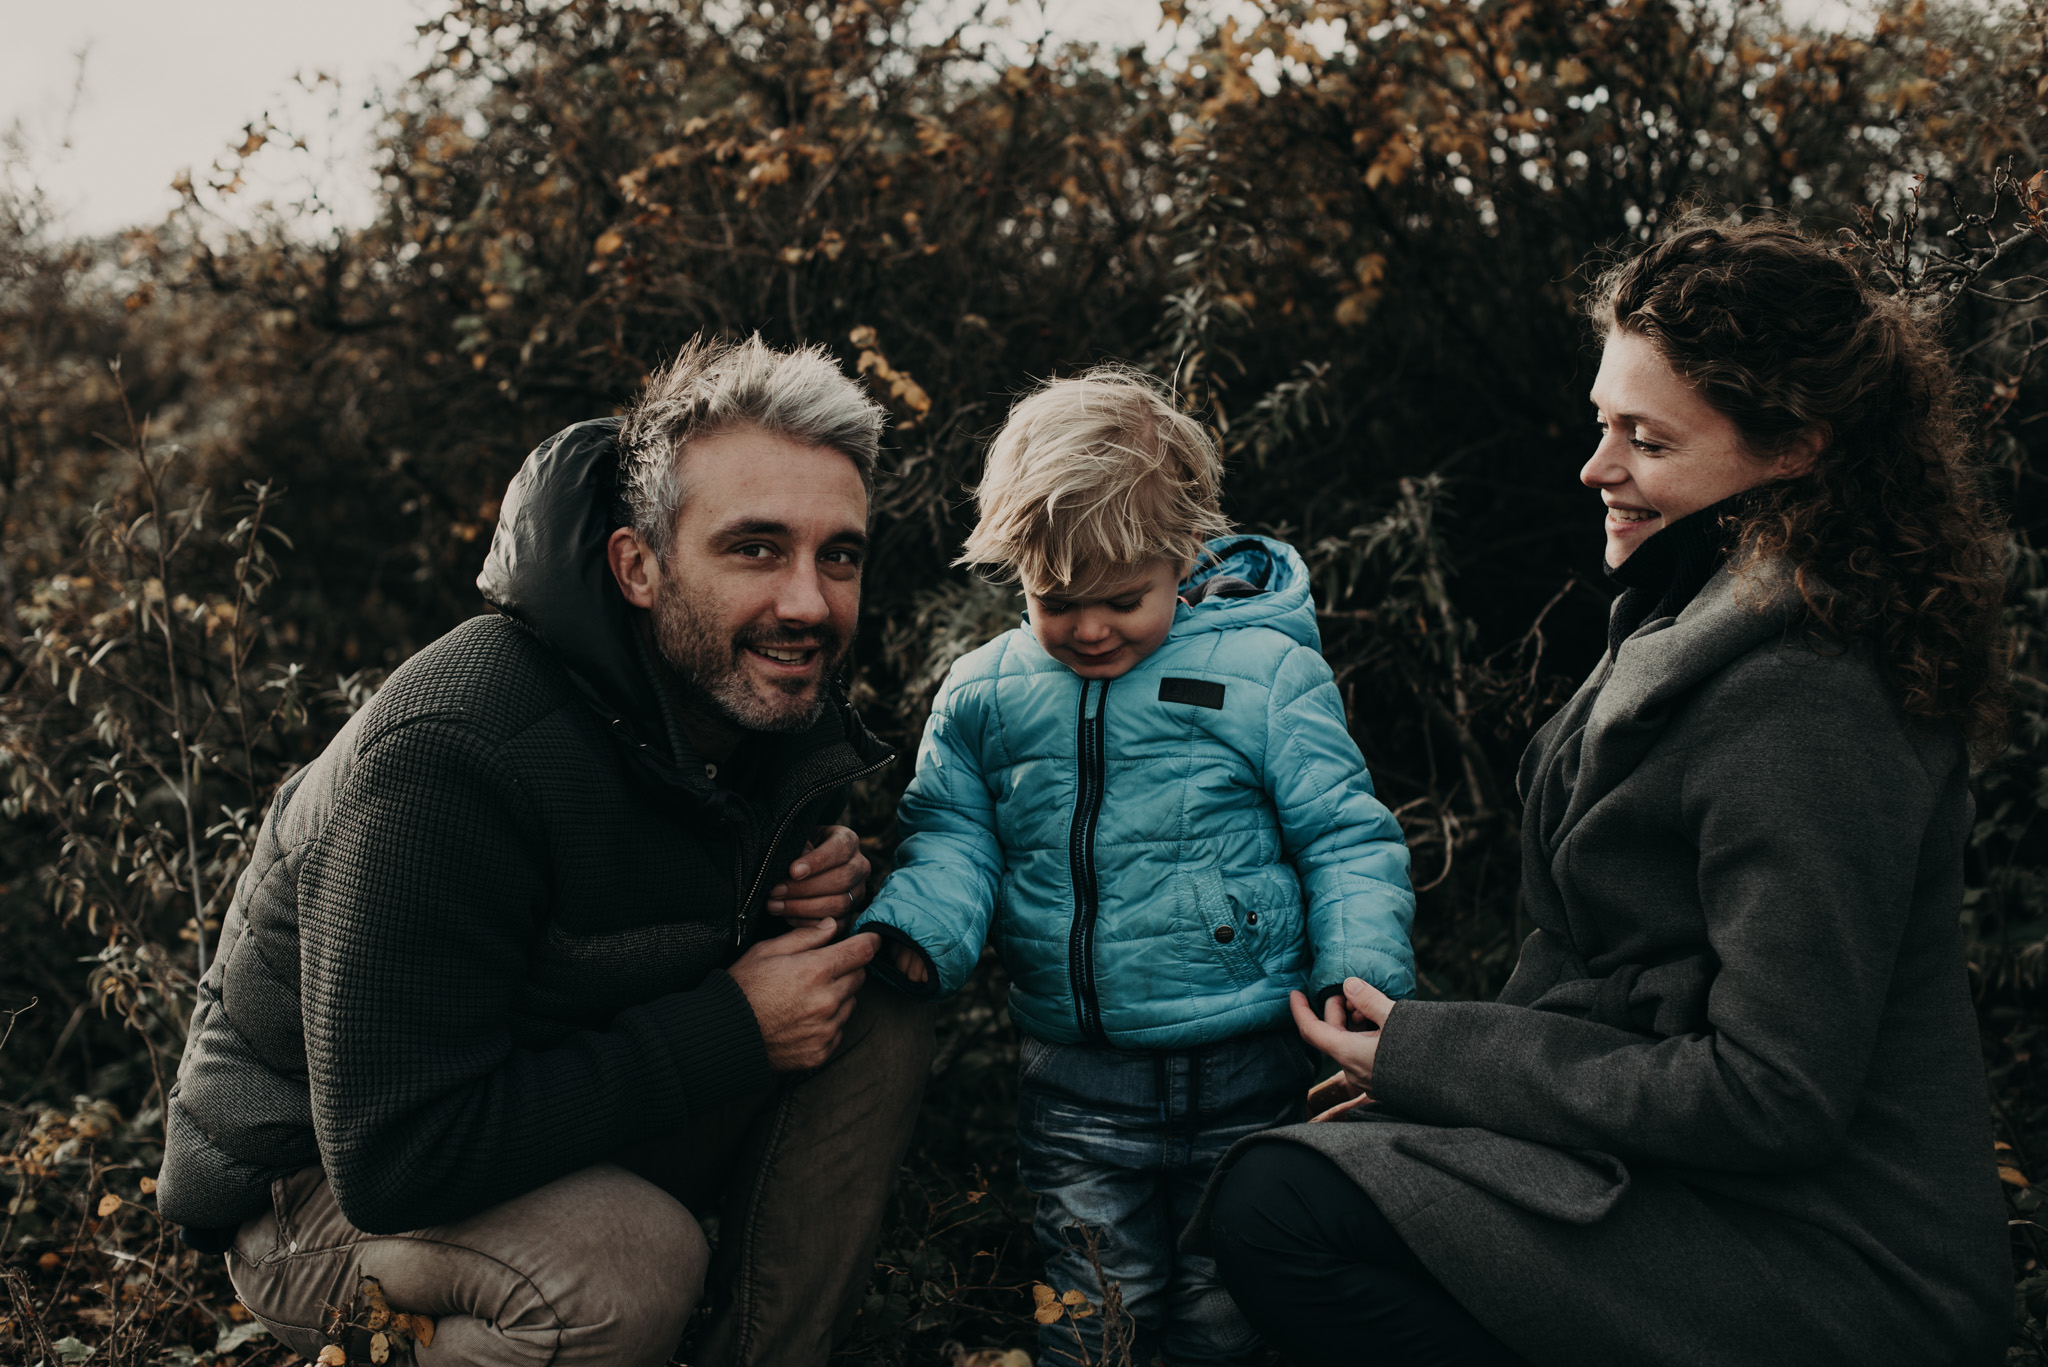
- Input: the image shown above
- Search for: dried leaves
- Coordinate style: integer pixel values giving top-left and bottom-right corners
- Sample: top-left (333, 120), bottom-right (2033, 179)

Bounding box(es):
top-left (314, 1276), bottom-right (436, 1365)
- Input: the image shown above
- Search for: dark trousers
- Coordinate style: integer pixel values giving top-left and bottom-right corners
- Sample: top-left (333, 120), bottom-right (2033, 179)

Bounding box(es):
top-left (1208, 1142), bottom-right (1530, 1367)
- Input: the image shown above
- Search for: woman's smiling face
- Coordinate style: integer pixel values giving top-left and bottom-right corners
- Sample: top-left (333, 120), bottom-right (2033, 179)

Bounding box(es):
top-left (1583, 329), bottom-right (1791, 567)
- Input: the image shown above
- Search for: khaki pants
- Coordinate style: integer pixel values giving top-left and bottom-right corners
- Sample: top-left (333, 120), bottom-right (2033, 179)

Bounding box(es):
top-left (226, 986), bottom-right (934, 1367)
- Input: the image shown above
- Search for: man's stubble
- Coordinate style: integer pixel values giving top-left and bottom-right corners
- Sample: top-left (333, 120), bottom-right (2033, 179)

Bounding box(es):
top-left (649, 578), bottom-right (846, 734)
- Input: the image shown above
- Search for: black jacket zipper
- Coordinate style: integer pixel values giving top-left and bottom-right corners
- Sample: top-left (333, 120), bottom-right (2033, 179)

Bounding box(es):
top-left (732, 753), bottom-right (895, 947)
top-left (1066, 679), bottom-right (1111, 1044)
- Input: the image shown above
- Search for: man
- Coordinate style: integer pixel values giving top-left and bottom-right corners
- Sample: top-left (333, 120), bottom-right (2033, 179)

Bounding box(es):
top-left (158, 336), bottom-right (933, 1367)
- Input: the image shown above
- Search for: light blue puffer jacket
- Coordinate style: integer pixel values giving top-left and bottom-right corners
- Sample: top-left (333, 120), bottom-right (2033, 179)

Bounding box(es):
top-left (857, 536), bottom-right (1416, 1048)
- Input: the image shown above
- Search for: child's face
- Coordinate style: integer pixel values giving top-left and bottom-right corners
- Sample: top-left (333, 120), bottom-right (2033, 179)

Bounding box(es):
top-left (1025, 558), bottom-right (1184, 680)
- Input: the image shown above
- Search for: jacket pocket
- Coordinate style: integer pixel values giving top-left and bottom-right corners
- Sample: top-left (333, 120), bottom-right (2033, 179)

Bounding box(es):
top-left (1185, 869), bottom-right (1269, 990)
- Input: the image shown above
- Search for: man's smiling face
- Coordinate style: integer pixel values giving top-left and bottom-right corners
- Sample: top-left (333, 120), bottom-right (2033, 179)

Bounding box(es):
top-left (614, 424), bottom-right (868, 735)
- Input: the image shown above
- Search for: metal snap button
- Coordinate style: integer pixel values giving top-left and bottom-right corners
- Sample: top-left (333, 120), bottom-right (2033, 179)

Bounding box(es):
top-left (1247, 911), bottom-right (1258, 925)
top-left (1214, 926), bottom-right (1235, 944)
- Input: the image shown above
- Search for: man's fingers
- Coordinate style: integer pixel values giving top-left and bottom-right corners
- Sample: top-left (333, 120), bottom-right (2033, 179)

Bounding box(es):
top-left (752, 917), bottom-right (837, 956)
top-left (822, 929), bottom-right (880, 975)
top-left (785, 825), bottom-right (860, 884)
top-left (770, 892), bottom-right (856, 919)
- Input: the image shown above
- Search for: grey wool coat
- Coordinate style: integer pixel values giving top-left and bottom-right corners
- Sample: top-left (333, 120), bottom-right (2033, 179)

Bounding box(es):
top-left (1197, 560), bottom-right (2011, 1365)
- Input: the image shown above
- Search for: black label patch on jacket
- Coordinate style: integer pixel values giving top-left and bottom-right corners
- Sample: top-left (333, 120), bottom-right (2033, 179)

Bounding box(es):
top-left (1159, 677), bottom-right (1226, 710)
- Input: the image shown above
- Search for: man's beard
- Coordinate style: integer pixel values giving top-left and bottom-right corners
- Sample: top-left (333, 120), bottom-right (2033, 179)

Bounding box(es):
top-left (648, 581), bottom-right (845, 734)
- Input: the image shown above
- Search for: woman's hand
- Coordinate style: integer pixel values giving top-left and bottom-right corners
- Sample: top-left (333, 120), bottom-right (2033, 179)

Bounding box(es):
top-left (766, 825), bottom-right (872, 928)
top-left (1292, 977), bottom-right (1398, 1122)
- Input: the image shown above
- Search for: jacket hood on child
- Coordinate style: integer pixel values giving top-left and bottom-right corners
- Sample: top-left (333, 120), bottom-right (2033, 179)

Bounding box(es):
top-left (858, 534), bottom-right (1416, 1049)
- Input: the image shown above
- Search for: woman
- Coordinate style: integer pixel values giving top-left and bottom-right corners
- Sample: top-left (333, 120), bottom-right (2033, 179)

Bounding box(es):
top-left (1199, 217), bottom-right (2014, 1365)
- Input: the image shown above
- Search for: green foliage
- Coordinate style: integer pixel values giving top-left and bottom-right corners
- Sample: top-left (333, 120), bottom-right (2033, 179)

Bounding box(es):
top-left (4, 0), bottom-right (2048, 1360)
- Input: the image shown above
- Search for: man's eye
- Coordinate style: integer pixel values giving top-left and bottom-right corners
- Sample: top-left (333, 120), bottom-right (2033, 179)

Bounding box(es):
top-left (735, 543), bottom-right (775, 558)
top-left (821, 548), bottom-right (864, 568)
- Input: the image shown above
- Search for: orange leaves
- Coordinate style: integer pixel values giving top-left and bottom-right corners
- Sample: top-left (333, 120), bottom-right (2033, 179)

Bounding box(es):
top-left (850, 325), bottom-right (932, 425)
top-left (1363, 134), bottom-right (1413, 190)
top-left (1031, 1284), bottom-right (1096, 1324)
top-left (749, 155), bottom-right (794, 187)
top-left (317, 1347), bottom-right (347, 1365)
top-left (1336, 253), bottom-right (1387, 327)
top-left (95, 1192), bottom-right (122, 1217)
top-left (593, 229), bottom-right (626, 257)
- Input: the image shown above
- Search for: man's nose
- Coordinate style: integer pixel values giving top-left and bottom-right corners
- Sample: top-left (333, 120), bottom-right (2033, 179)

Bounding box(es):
top-left (775, 564), bottom-right (831, 626)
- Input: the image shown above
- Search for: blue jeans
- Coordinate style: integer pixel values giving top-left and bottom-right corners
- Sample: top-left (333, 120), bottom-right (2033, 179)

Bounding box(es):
top-left (1015, 1028), bottom-right (1315, 1367)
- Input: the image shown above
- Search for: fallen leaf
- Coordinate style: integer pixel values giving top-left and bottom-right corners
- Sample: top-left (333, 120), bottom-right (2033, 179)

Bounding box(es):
top-left (2000, 1164), bottom-right (2031, 1188)
top-left (138, 1176), bottom-right (157, 1194)
top-left (414, 1315), bottom-right (436, 1348)
top-left (370, 1331), bottom-right (391, 1364)
top-left (1031, 1283), bottom-right (1064, 1324)
top-left (317, 1346), bottom-right (347, 1365)
top-left (594, 229), bottom-right (625, 256)
top-left (96, 1193), bottom-right (122, 1217)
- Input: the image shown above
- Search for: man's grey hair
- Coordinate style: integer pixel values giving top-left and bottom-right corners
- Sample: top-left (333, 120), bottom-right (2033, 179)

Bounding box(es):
top-left (615, 333), bottom-right (886, 560)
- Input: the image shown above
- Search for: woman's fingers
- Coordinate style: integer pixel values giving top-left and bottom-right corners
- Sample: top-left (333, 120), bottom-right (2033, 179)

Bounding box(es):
top-left (1343, 976), bottom-right (1396, 1027)
top-left (1310, 1088), bottom-right (1376, 1124)
top-left (1291, 990), bottom-right (1381, 1088)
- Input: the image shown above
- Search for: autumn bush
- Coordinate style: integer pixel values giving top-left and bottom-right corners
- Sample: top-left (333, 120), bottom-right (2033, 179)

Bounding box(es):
top-left (6, 0), bottom-right (2048, 1361)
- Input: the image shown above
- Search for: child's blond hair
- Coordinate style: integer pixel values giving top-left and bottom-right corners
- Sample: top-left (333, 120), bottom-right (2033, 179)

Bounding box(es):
top-left (958, 365), bottom-right (1231, 595)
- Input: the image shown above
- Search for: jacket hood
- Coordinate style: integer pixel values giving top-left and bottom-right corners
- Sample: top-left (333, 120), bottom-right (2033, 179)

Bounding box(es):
top-left (1174, 535), bottom-right (1322, 650)
top-left (476, 418), bottom-right (672, 742)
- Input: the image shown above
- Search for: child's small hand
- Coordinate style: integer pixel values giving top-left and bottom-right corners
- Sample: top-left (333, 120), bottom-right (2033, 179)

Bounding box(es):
top-left (892, 942), bottom-right (931, 985)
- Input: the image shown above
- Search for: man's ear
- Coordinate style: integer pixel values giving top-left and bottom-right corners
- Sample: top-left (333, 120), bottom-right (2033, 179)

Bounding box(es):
top-left (1777, 424), bottom-right (1830, 480)
top-left (607, 526), bottom-right (660, 610)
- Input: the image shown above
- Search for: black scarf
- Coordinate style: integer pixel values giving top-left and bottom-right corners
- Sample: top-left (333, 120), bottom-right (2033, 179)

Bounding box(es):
top-left (1604, 491), bottom-right (1757, 658)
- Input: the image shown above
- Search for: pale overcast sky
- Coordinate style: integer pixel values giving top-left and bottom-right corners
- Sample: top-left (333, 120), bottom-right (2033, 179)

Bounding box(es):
top-left (2, 0), bottom-right (1861, 240)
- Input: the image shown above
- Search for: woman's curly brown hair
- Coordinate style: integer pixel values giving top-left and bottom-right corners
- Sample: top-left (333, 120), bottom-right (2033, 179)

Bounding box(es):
top-left (1589, 212), bottom-right (2009, 756)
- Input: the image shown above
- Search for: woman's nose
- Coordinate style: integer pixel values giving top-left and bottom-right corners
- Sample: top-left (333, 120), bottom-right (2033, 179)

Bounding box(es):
top-left (1580, 435), bottom-right (1628, 490)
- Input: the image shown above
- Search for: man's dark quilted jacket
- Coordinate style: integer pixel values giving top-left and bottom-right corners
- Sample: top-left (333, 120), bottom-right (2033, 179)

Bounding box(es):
top-left (157, 420), bottom-right (892, 1237)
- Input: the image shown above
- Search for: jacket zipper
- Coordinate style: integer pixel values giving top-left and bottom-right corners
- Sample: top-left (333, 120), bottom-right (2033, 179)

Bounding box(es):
top-left (1066, 679), bottom-right (1111, 1044)
top-left (732, 753), bottom-right (895, 947)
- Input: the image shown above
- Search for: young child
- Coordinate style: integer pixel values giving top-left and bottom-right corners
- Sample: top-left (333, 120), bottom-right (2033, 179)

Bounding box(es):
top-left (856, 366), bottom-right (1416, 1367)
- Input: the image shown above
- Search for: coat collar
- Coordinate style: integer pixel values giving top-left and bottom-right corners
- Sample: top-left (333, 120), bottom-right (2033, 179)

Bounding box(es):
top-left (1528, 556), bottom-right (1811, 851)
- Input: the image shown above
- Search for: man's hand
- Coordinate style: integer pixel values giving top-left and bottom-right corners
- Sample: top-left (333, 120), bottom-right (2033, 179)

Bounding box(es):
top-left (728, 919), bottom-right (878, 1071)
top-left (1291, 977), bottom-right (1397, 1121)
top-left (766, 825), bottom-right (871, 929)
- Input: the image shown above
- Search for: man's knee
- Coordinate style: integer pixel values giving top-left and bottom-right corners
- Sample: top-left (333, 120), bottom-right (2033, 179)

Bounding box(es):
top-left (839, 981), bottom-right (936, 1084)
top-left (381, 1165), bottom-right (710, 1365)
